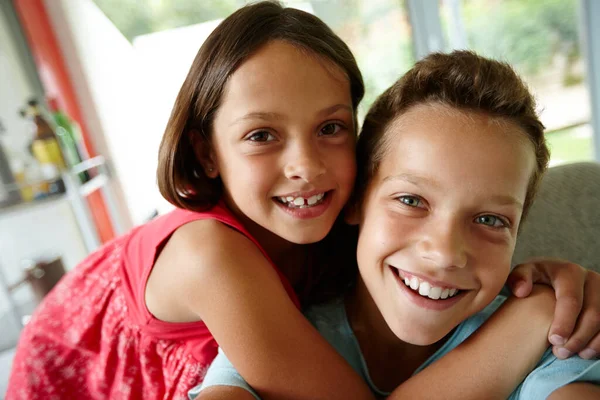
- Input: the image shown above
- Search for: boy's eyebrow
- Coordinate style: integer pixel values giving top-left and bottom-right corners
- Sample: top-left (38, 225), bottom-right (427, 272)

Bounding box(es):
top-left (488, 195), bottom-right (524, 209)
top-left (383, 173), bottom-right (524, 209)
top-left (383, 173), bottom-right (441, 188)
top-left (231, 104), bottom-right (352, 126)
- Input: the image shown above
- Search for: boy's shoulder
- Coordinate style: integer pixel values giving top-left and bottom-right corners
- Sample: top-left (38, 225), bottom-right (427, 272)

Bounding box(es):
top-left (511, 347), bottom-right (600, 399)
top-left (418, 294), bottom-right (600, 399)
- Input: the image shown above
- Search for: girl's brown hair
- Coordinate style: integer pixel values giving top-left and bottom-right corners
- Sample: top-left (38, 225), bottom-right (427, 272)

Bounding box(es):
top-left (157, 1), bottom-right (364, 211)
top-left (355, 50), bottom-right (550, 219)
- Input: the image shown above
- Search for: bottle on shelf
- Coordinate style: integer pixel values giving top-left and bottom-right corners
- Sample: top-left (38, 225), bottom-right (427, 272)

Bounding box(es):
top-left (46, 98), bottom-right (90, 183)
top-left (21, 99), bottom-right (66, 171)
top-left (20, 99), bottom-right (67, 199)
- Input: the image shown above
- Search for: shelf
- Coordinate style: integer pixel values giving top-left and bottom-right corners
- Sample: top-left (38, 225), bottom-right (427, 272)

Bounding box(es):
top-left (0, 193), bottom-right (67, 218)
top-left (78, 174), bottom-right (108, 197)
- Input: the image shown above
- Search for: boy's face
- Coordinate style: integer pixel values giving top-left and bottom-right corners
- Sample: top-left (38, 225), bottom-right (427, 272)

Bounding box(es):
top-left (353, 103), bottom-right (536, 346)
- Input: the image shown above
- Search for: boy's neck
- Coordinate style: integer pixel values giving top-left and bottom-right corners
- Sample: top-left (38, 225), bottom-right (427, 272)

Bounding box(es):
top-left (345, 279), bottom-right (446, 392)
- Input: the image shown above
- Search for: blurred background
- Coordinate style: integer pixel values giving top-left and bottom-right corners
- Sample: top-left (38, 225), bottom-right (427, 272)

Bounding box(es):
top-left (1, 0), bottom-right (599, 395)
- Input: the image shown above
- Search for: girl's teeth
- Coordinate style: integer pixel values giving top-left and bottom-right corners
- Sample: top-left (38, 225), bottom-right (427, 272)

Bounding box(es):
top-left (278, 193), bottom-right (326, 208)
top-left (449, 288), bottom-right (458, 297)
top-left (440, 288), bottom-right (450, 299)
top-left (418, 281), bottom-right (431, 296)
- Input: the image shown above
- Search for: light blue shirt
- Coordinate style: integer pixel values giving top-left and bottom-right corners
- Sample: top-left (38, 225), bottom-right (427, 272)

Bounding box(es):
top-left (190, 295), bottom-right (600, 399)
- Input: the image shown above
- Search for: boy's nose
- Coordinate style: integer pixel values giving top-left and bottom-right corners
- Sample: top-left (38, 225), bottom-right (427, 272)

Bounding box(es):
top-left (417, 219), bottom-right (468, 270)
top-left (284, 143), bottom-right (326, 183)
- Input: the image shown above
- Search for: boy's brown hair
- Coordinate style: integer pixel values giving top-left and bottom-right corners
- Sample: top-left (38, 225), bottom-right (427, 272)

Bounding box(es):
top-left (355, 50), bottom-right (550, 220)
top-left (157, 1), bottom-right (364, 211)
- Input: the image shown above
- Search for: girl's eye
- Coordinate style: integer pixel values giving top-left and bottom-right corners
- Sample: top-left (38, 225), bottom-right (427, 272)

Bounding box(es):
top-left (319, 123), bottom-right (342, 136)
top-left (397, 195), bottom-right (423, 208)
top-left (246, 131), bottom-right (275, 143)
top-left (475, 215), bottom-right (508, 228)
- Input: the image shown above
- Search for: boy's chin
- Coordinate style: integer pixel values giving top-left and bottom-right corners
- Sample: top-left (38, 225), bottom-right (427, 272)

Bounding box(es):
top-left (390, 322), bottom-right (457, 347)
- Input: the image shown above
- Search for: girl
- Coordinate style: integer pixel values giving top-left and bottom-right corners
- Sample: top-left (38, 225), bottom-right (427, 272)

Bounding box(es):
top-left (196, 50), bottom-right (600, 399)
top-left (7, 3), bottom-right (600, 400)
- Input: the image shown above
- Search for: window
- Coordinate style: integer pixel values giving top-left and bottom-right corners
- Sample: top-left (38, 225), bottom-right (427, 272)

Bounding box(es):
top-left (440, 0), bottom-right (594, 165)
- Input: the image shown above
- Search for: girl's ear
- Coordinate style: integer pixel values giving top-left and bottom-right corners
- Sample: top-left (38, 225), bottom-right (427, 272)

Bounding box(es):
top-left (344, 202), bottom-right (361, 225)
top-left (189, 129), bottom-right (219, 178)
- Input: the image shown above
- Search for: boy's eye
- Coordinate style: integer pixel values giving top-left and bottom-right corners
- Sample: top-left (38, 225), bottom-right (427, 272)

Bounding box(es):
top-left (319, 123), bottom-right (342, 136)
top-left (475, 215), bottom-right (508, 228)
top-left (397, 195), bottom-right (423, 208)
top-left (246, 130), bottom-right (275, 142)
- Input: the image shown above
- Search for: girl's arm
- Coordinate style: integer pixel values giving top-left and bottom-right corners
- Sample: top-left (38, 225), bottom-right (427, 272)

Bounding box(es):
top-left (388, 285), bottom-right (556, 400)
top-left (198, 386), bottom-right (257, 400)
top-left (157, 220), bottom-right (374, 400)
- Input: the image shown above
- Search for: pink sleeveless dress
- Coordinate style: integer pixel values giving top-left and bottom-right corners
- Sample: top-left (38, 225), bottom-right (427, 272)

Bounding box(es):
top-left (7, 202), bottom-right (299, 399)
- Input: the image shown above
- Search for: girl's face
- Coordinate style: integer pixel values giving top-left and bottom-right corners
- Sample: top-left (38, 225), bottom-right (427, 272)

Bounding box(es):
top-left (209, 40), bottom-right (356, 245)
top-left (353, 103), bottom-right (536, 346)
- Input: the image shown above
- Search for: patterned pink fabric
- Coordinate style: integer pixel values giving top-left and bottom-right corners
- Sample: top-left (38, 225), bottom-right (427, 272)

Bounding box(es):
top-left (7, 204), bottom-right (299, 399)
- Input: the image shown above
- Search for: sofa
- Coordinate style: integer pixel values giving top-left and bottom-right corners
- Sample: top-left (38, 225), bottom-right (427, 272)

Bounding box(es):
top-left (512, 161), bottom-right (600, 273)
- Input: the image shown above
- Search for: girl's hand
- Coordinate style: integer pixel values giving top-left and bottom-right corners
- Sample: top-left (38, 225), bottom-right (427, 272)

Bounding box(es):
top-left (508, 258), bottom-right (600, 360)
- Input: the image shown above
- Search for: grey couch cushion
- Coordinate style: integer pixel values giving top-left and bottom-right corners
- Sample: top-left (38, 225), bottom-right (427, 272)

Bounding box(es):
top-left (512, 162), bottom-right (600, 273)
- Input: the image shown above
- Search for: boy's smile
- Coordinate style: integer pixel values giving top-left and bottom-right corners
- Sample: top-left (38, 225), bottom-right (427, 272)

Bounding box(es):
top-left (351, 102), bottom-right (536, 347)
top-left (392, 268), bottom-right (467, 311)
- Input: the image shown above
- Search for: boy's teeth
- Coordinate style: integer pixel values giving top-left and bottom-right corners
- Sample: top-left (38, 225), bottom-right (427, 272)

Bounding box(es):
top-left (286, 196), bottom-right (294, 202)
top-left (400, 272), bottom-right (460, 300)
top-left (418, 281), bottom-right (431, 296)
top-left (307, 195), bottom-right (318, 205)
top-left (409, 276), bottom-right (419, 290)
top-left (428, 286), bottom-right (442, 300)
top-left (293, 197), bottom-right (305, 206)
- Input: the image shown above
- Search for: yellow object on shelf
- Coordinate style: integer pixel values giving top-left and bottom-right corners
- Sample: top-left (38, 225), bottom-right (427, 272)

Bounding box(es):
top-left (31, 138), bottom-right (66, 169)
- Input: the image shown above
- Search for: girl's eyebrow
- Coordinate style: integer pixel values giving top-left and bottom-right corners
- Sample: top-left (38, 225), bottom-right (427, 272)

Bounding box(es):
top-left (231, 111), bottom-right (282, 126)
top-left (231, 104), bottom-right (352, 126)
top-left (317, 103), bottom-right (352, 117)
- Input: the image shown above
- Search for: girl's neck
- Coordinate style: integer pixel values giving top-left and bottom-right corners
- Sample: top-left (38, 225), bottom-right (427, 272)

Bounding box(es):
top-left (223, 198), bottom-right (308, 287)
top-left (345, 279), bottom-right (445, 392)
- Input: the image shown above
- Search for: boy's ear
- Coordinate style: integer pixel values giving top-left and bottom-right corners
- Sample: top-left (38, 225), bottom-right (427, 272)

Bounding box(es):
top-left (344, 202), bottom-right (361, 225)
top-left (189, 129), bottom-right (219, 178)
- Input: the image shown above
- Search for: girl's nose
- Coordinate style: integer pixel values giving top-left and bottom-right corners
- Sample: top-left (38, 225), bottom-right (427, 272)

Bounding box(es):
top-left (284, 142), bottom-right (326, 183)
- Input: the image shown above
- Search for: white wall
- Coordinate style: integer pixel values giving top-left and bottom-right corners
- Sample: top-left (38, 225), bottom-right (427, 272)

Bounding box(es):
top-left (43, 0), bottom-right (146, 227)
